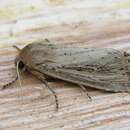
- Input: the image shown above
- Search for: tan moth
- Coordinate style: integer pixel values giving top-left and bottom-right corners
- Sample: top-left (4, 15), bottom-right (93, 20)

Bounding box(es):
top-left (2, 42), bottom-right (130, 110)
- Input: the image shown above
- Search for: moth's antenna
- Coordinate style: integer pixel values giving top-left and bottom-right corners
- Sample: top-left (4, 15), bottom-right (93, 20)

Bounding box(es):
top-left (13, 45), bottom-right (21, 52)
top-left (1, 46), bottom-right (21, 89)
top-left (2, 63), bottom-right (22, 90)
top-left (16, 61), bottom-right (23, 102)
top-left (16, 61), bottom-right (22, 88)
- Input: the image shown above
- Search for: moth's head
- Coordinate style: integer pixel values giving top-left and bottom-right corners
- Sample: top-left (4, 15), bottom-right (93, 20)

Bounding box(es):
top-left (14, 45), bottom-right (28, 72)
top-left (15, 56), bottom-right (26, 72)
top-left (14, 43), bottom-right (39, 72)
top-left (14, 42), bottom-right (54, 71)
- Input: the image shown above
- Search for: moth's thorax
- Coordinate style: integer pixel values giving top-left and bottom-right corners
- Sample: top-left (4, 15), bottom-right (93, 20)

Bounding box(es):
top-left (15, 43), bottom-right (56, 69)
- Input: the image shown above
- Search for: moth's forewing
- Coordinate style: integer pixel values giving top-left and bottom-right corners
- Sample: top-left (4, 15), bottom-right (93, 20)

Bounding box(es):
top-left (20, 43), bottom-right (130, 92)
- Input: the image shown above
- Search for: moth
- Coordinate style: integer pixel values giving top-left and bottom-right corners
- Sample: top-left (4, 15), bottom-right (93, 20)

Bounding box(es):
top-left (2, 42), bottom-right (130, 110)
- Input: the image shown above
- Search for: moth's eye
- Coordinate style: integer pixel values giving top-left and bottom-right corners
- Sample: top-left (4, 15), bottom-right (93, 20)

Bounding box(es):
top-left (18, 61), bottom-right (25, 69)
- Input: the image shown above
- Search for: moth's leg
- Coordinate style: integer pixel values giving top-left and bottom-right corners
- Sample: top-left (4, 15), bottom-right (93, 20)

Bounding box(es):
top-left (1, 76), bottom-right (18, 89)
top-left (41, 80), bottom-right (59, 111)
top-left (44, 75), bottom-right (58, 82)
top-left (30, 70), bottom-right (59, 110)
top-left (79, 84), bottom-right (92, 100)
top-left (45, 38), bottom-right (50, 43)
